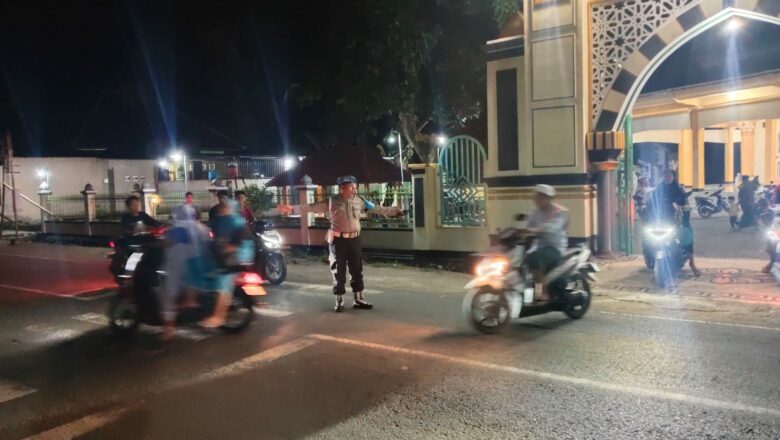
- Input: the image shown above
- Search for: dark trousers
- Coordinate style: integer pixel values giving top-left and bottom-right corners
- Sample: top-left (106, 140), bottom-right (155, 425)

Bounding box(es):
top-left (329, 236), bottom-right (364, 295)
top-left (730, 216), bottom-right (738, 228)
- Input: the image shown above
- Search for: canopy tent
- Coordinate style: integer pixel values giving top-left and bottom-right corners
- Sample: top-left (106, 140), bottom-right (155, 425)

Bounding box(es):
top-left (266, 145), bottom-right (410, 187)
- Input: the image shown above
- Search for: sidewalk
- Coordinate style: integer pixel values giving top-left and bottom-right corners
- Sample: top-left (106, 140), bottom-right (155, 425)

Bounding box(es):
top-left (596, 255), bottom-right (779, 304)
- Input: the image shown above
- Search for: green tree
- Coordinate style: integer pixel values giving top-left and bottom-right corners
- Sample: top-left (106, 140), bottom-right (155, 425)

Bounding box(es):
top-left (290, 1), bottom-right (518, 162)
top-left (243, 184), bottom-right (276, 216)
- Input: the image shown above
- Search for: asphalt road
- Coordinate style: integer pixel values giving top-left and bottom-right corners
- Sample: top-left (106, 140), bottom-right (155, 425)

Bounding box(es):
top-left (0, 246), bottom-right (779, 439)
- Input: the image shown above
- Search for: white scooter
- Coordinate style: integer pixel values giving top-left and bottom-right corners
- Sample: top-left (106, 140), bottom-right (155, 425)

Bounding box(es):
top-left (462, 215), bottom-right (599, 334)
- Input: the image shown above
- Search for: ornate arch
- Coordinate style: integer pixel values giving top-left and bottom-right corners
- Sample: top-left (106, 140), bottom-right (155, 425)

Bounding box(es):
top-left (590, 0), bottom-right (780, 132)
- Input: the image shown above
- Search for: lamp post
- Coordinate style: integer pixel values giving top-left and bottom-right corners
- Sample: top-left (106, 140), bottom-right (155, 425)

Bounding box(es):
top-left (170, 151), bottom-right (187, 191)
top-left (387, 131), bottom-right (404, 186)
top-left (36, 168), bottom-right (50, 189)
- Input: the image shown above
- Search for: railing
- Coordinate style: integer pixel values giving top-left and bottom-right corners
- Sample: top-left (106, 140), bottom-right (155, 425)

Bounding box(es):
top-left (94, 193), bottom-right (135, 220)
top-left (48, 195), bottom-right (87, 220)
top-left (306, 184), bottom-right (414, 230)
top-left (153, 190), bottom-right (215, 221)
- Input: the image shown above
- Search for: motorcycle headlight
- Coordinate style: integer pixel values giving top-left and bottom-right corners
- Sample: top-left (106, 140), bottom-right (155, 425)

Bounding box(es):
top-left (261, 234), bottom-right (282, 249)
top-left (768, 230), bottom-right (778, 241)
top-left (475, 257), bottom-right (509, 277)
top-left (644, 226), bottom-right (674, 242)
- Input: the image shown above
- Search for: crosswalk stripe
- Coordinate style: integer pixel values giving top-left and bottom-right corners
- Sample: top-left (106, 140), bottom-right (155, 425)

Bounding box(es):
top-left (0, 378), bottom-right (36, 404)
top-left (254, 307), bottom-right (294, 318)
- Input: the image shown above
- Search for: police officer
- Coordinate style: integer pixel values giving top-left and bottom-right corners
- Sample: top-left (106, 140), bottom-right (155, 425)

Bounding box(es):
top-left (312, 176), bottom-right (403, 311)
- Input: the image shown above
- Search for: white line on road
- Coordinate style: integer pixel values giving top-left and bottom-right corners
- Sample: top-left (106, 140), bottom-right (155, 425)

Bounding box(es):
top-left (254, 307), bottom-right (294, 318)
top-left (0, 282), bottom-right (112, 301)
top-left (23, 404), bottom-right (136, 440)
top-left (0, 378), bottom-right (36, 404)
top-left (597, 311), bottom-right (780, 333)
top-left (23, 337), bottom-right (317, 439)
top-left (308, 333), bottom-right (780, 418)
top-left (0, 253), bottom-right (97, 263)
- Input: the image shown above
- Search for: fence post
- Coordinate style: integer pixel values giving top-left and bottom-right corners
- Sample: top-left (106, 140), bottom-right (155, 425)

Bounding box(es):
top-left (81, 183), bottom-right (96, 235)
top-left (38, 188), bottom-right (51, 234)
top-left (142, 185), bottom-right (157, 219)
top-left (296, 176), bottom-right (317, 246)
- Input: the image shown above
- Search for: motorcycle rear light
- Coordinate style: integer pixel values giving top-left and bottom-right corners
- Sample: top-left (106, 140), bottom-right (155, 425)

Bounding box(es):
top-left (108, 241), bottom-right (115, 249)
top-left (238, 272), bottom-right (264, 285)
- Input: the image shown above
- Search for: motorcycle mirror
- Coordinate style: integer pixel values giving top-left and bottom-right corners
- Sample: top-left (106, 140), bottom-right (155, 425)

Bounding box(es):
top-left (514, 213), bottom-right (527, 221)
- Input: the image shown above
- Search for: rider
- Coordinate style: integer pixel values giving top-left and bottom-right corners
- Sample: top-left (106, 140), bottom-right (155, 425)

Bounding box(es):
top-left (649, 170), bottom-right (685, 223)
top-left (525, 184), bottom-right (569, 300)
top-left (120, 195), bottom-right (163, 235)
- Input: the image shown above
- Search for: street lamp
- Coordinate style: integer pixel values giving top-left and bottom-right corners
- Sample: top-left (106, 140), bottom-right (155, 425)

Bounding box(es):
top-left (436, 134), bottom-right (448, 146)
top-left (37, 168), bottom-right (50, 190)
top-left (283, 156), bottom-right (295, 171)
top-left (726, 18), bottom-right (741, 32)
top-left (170, 150), bottom-right (187, 191)
top-left (386, 131), bottom-right (404, 185)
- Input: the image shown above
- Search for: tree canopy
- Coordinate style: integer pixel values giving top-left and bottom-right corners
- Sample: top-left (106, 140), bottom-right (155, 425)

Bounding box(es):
top-left (288, 0), bottom-right (513, 162)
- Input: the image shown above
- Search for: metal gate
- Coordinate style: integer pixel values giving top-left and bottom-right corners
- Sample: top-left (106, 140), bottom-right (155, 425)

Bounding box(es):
top-left (438, 135), bottom-right (487, 227)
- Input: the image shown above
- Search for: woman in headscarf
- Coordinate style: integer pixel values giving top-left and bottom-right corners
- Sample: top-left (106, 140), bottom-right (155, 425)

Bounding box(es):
top-left (199, 197), bottom-right (255, 328)
top-left (162, 204), bottom-right (212, 340)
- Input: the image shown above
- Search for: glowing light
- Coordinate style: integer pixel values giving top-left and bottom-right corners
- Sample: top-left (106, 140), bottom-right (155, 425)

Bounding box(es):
top-left (170, 152), bottom-right (184, 162)
top-left (726, 90), bottom-right (739, 100)
top-left (36, 169), bottom-right (47, 179)
top-left (283, 157), bottom-right (295, 170)
top-left (436, 135), bottom-right (448, 146)
top-left (386, 135), bottom-right (397, 145)
top-left (726, 18), bottom-right (741, 32)
top-left (158, 160), bottom-right (169, 168)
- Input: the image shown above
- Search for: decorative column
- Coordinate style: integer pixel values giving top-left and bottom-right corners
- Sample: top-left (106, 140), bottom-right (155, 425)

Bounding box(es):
top-left (586, 130), bottom-right (625, 256)
top-left (740, 123), bottom-right (756, 177)
top-left (296, 175), bottom-right (318, 246)
top-left (678, 129), bottom-right (694, 187)
top-left (691, 112), bottom-right (705, 189)
top-left (38, 188), bottom-right (51, 234)
top-left (81, 183), bottom-right (96, 235)
top-left (142, 184), bottom-right (157, 219)
top-left (725, 126), bottom-right (735, 185)
top-left (765, 119), bottom-right (778, 183)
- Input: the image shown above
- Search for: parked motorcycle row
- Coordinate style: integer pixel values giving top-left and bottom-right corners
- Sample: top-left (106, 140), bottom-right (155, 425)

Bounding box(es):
top-left (107, 219), bottom-right (287, 336)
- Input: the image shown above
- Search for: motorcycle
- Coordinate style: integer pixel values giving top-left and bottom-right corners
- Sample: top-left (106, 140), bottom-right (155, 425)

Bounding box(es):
top-left (108, 226), bottom-right (167, 284)
top-left (462, 215), bottom-right (599, 334)
top-left (107, 242), bottom-right (265, 336)
top-left (641, 190), bottom-right (694, 288)
top-left (254, 220), bottom-right (287, 285)
top-left (694, 187), bottom-right (729, 218)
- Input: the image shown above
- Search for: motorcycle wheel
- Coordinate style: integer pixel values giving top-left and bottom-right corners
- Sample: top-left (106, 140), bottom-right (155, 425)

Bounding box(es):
top-left (464, 288), bottom-right (511, 334)
top-left (108, 294), bottom-right (139, 336)
top-left (697, 205), bottom-right (712, 218)
top-left (260, 253), bottom-right (287, 286)
top-left (653, 259), bottom-right (667, 288)
top-left (564, 276), bottom-right (591, 319)
top-left (220, 289), bottom-right (255, 334)
top-left (643, 249), bottom-right (655, 270)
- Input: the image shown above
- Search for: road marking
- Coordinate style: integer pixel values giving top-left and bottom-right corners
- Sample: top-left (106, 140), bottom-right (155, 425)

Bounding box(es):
top-left (597, 310), bottom-right (780, 333)
top-left (182, 337), bottom-right (316, 386)
top-left (0, 378), bottom-right (36, 404)
top-left (308, 333), bottom-right (780, 418)
top-left (254, 307), bottom-right (294, 318)
top-left (281, 281), bottom-right (381, 296)
top-left (0, 253), bottom-right (98, 263)
top-left (23, 404), bottom-right (136, 440)
top-left (72, 312), bottom-right (109, 326)
top-left (0, 282), bottom-right (113, 301)
top-left (24, 337), bottom-right (317, 439)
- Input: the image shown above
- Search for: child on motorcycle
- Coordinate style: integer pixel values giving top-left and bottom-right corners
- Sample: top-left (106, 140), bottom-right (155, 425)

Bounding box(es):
top-left (678, 206), bottom-right (701, 277)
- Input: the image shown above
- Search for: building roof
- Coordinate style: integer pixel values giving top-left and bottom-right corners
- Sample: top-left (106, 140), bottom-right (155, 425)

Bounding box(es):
top-left (266, 144), bottom-right (409, 187)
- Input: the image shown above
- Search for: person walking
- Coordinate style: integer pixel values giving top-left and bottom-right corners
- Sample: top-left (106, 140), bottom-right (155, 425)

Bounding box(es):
top-left (311, 176), bottom-right (403, 312)
top-left (738, 175), bottom-right (757, 228)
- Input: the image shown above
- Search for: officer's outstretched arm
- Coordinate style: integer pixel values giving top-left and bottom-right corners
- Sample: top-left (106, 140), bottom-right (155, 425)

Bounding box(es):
top-left (362, 197), bottom-right (402, 217)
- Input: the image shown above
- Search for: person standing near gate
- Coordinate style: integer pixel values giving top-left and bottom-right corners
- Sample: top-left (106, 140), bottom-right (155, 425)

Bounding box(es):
top-left (311, 176), bottom-right (403, 312)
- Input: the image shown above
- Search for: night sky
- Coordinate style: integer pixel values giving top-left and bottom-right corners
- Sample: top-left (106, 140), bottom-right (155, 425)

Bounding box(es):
top-left (1, 1), bottom-right (779, 158)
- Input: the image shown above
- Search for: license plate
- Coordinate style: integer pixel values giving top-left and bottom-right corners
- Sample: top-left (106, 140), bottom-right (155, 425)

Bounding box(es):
top-left (242, 285), bottom-right (267, 296)
top-left (124, 252), bottom-right (143, 272)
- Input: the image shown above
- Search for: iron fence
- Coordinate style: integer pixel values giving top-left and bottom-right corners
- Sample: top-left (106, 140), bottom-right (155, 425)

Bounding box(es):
top-left (94, 193), bottom-right (135, 220)
top-left (153, 190), bottom-right (216, 221)
top-left (48, 195), bottom-right (87, 220)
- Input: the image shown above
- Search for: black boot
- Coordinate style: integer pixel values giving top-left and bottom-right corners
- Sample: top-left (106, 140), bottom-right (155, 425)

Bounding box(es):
top-left (353, 291), bottom-right (373, 310)
top-left (334, 294), bottom-right (344, 312)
